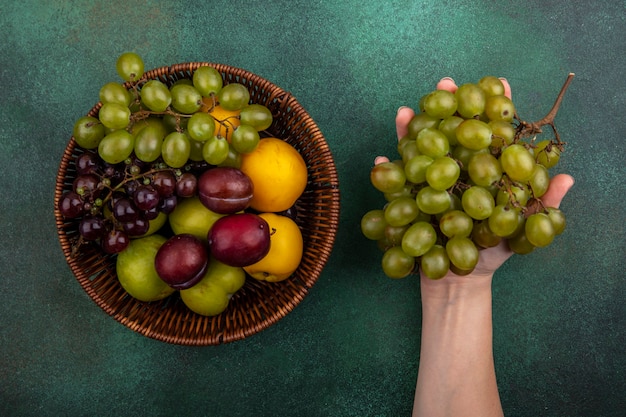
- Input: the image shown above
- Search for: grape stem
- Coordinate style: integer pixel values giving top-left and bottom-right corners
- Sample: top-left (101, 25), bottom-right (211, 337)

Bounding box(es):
top-left (516, 73), bottom-right (575, 144)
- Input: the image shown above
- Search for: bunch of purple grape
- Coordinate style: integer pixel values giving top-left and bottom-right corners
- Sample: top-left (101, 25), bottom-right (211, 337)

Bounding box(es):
top-left (58, 150), bottom-right (207, 254)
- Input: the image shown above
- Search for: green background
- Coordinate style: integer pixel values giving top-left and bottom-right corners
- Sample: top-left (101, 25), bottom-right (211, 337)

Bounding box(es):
top-left (1, 0), bottom-right (624, 416)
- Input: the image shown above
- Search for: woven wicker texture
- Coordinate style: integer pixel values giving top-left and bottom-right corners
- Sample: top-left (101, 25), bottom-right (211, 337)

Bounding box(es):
top-left (54, 63), bottom-right (340, 346)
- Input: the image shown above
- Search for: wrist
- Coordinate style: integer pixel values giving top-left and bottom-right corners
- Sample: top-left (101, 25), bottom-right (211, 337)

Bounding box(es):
top-left (419, 272), bottom-right (494, 306)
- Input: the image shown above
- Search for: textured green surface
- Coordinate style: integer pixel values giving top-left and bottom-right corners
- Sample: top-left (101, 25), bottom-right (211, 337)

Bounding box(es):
top-left (1, 0), bottom-right (624, 416)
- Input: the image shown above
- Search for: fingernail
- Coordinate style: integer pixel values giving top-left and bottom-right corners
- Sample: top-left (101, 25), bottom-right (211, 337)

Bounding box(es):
top-left (499, 77), bottom-right (508, 83)
top-left (397, 106), bottom-right (408, 114)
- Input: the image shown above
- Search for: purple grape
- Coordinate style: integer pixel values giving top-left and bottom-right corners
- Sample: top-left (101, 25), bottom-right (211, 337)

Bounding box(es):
top-left (152, 171), bottom-right (177, 197)
top-left (58, 191), bottom-right (85, 218)
top-left (124, 179), bottom-right (141, 196)
top-left (73, 174), bottom-right (101, 198)
top-left (76, 152), bottom-right (100, 175)
top-left (144, 206), bottom-right (160, 220)
top-left (113, 197), bottom-right (138, 222)
top-left (175, 172), bottom-right (197, 198)
top-left (158, 195), bottom-right (177, 214)
top-left (79, 216), bottom-right (106, 240)
top-left (101, 229), bottom-right (130, 254)
top-left (133, 185), bottom-right (160, 210)
top-left (122, 216), bottom-right (150, 236)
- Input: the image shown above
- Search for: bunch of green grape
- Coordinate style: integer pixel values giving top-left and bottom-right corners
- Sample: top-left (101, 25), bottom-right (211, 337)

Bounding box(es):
top-left (72, 52), bottom-right (273, 168)
top-left (361, 76), bottom-right (569, 280)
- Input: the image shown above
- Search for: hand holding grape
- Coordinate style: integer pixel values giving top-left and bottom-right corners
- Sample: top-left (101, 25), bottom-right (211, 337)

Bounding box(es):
top-left (366, 75), bottom-right (575, 281)
top-left (368, 76), bottom-right (575, 417)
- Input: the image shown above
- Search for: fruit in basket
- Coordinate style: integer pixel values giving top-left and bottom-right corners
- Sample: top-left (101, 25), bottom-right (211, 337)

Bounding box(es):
top-left (207, 213), bottom-right (271, 267)
top-left (154, 234), bottom-right (209, 289)
top-left (180, 257), bottom-right (246, 316)
top-left (240, 137), bottom-right (308, 212)
top-left (244, 212), bottom-right (304, 282)
top-left (168, 196), bottom-right (224, 241)
top-left (197, 166), bottom-right (254, 214)
top-left (58, 52), bottom-right (317, 319)
top-left (116, 234), bottom-right (175, 301)
top-left (362, 74), bottom-right (574, 280)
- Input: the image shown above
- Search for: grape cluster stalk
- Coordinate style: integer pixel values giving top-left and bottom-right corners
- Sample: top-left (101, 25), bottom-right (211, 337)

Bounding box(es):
top-left (362, 74), bottom-right (574, 279)
top-left (58, 52), bottom-right (275, 257)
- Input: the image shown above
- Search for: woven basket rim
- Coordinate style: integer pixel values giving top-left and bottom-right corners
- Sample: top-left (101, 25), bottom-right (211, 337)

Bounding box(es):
top-left (54, 62), bottom-right (340, 346)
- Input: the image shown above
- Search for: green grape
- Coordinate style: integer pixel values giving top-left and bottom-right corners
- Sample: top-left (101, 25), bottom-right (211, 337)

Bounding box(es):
top-left (438, 116), bottom-right (464, 146)
top-left (384, 196), bottom-right (420, 227)
top-left (534, 140), bottom-right (561, 168)
top-left (446, 236), bottom-right (479, 271)
top-left (187, 112), bottom-right (216, 142)
top-left (202, 136), bottom-right (230, 165)
top-left (546, 207), bottom-right (566, 235)
top-left (489, 120), bottom-right (516, 148)
top-left (240, 104), bottom-right (273, 131)
top-left (162, 132), bottom-right (191, 168)
top-left (439, 210), bottom-right (473, 238)
top-left (401, 221), bottom-right (437, 257)
top-left (370, 162), bottom-right (406, 193)
top-left (456, 119), bottom-right (492, 150)
top-left (488, 204), bottom-right (523, 237)
top-left (416, 127), bottom-right (450, 158)
top-left (162, 113), bottom-right (188, 132)
top-left (188, 137), bottom-right (205, 161)
top-left (116, 52), bottom-right (144, 82)
top-left (134, 124), bottom-right (165, 162)
top-left (452, 145), bottom-right (489, 171)
top-left (500, 144), bottom-right (536, 182)
top-left (98, 130), bottom-right (134, 164)
top-left (361, 209), bottom-right (388, 240)
top-left (217, 83), bottom-right (250, 111)
top-left (485, 95), bottom-right (515, 122)
top-left (231, 125), bottom-right (260, 153)
top-left (140, 80), bottom-right (172, 112)
top-left (98, 102), bottom-right (131, 130)
top-left (507, 228), bottom-right (535, 254)
top-left (99, 82), bottom-right (132, 106)
top-left (218, 146), bottom-right (242, 168)
top-left (416, 186), bottom-right (451, 214)
top-left (397, 136), bottom-right (414, 155)
top-left (467, 153), bottom-right (502, 187)
top-left (420, 245), bottom-right (450, 280)
top-left (385, 224), bottom-right (410, 247)
top-left (170, 84), bottom-right (203, 114)
top-left (381, 246), bottom-right (415, 279)
top-left (423, 89), bottom-right (458, 119)
top-left (401, 141), bottom-right (420, 164)
top-left (426, 156), bottom-right (460, 190)
top-left (525, 213), bottom-right (555, 247)
top-left (455, 83), bottom-right (486, 119)
top-left (461, 186), bottom-right (495, 220)
top-left (384, 184), bottom-right (414, 202)
top-left (73, 116), bottom-right (105, 149)
top-left (477, 76), bottom-right (505, 97)
top-left (496, 184), bottom-right (529, 207)
top-left (471, 220), bottom-right (502, 248)
top-left (192, 66), bottom-right (223, 97)
top-left (407, 112), bottom-right (440, 139)
top-left (528, 163), bottom-right (550, 198)
top-left (404, 154), bottom-right (433, 184)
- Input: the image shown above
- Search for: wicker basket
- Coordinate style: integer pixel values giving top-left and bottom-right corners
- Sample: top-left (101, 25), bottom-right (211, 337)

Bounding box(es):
top-left (54, 63), bottom-right (340, 346)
